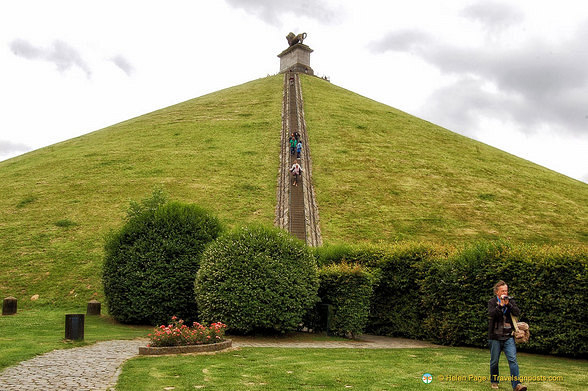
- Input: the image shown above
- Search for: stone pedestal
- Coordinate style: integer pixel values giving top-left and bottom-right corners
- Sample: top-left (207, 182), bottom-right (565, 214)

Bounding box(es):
top-left (2, 297), bottom-right (17, 315)
top-left (278, 43), bottom-right (314, 75)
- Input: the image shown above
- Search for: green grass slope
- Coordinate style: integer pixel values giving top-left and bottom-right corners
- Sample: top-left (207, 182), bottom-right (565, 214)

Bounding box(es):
top-left (0, 75), bottom-right (283, 308)
top-left (0, 73), bottom-right (586, 309)
top-left (300, 75), bottom-right (587, 245)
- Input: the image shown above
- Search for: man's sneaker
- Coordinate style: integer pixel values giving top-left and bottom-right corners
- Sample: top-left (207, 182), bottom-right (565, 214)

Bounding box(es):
top-left (514, 385), bottom-right (527, 391)
top-left (491, 383), bottom-right (498, 389)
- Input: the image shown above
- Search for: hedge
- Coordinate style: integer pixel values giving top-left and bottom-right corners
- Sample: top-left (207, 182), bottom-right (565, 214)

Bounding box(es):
top-left (195, 225), bottom-right (319, 334)
top-left (315, 243), bottom-right (441, 339)
top-left (317, 242), bottom-right (588, 357)
top-left (103, 194), bottom-right (223, 325)
top-left (420, 242), bottom-right (588, 356)
top-left (317, 262), bottom-right (377, 338)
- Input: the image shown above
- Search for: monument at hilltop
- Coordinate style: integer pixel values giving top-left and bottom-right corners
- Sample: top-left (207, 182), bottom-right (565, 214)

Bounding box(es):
top-left (277, 32), bottom-right (314, 75)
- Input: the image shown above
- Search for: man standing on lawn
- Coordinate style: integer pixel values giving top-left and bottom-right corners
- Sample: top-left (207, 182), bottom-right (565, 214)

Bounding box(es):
top-left (488, 280), bottom-right (527, 391)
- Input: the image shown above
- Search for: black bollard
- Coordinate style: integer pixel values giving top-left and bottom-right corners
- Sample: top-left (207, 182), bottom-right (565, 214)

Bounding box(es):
top-left (86, 300), bottom-right (101, 316)
top-left (2, 297), bottom-right (17, 315)
top-left (65, 314), bottom-right (85, 340)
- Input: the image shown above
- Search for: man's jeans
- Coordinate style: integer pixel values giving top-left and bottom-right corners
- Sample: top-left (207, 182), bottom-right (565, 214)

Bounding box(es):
top-left (489, 338), bottom-right (520, 389)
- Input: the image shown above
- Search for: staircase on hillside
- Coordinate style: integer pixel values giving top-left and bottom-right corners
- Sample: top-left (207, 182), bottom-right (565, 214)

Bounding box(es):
top-left (275, 72), bottom-right (322, 246)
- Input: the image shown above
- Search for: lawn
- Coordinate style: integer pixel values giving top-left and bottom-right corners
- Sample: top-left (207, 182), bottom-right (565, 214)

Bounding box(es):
top-left (1, 308), bottom-right (586, 390)
top-left (116, 346), bottom-right (588, 390)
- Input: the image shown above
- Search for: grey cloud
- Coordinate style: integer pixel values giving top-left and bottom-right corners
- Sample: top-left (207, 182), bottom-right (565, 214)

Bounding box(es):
top-left (368, 30), bottom-right (432, 53)
top-left (110, 55), bottom-right (134, 76)
top-left (10, 39), bottom-right (92, 77)
top-left (370, 22), bottom-right (588, 137)
top-left (8, 39), bottom-right (43, 59)
top-left (460, 1), bottom-right (524, 33)
top-left (0, 140), bottom-right (31, 155)
top-left (419, 77), bottom-right (515, 136)
top-left (224, 0), bottom-right (340, 25)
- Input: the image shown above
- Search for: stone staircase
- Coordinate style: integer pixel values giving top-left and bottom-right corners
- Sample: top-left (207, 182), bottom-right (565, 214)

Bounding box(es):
top-left (275, 72), bottom-right (322, 246)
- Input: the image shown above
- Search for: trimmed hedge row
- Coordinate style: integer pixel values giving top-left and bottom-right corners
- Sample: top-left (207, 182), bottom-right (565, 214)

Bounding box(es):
top-left (315, 243), bottom-right (441, 339)
top-left (421, 242), bottom-right (587, 356)
top-left (317, 263), bottom-right (377, 338)
top-left (316, 242), bottom-right (588, 357)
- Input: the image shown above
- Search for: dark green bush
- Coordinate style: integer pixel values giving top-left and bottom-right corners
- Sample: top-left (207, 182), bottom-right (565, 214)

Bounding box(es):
top-left (195, 225), bottom-right (319, 334)
top-left (103, 193), bottom-right (222, 325)
top-left (317, 262), bottom-right (377, 338)
top-left (314, 243), bottom-right (439, 338)
top-left (420, 242), bottom-right (508, 347)
top-left (363, 244), bottom-right (438, 339)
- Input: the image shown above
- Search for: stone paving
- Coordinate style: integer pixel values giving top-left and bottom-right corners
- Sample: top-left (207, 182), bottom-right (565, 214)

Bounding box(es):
top-left (0, 339), bottom-right (145, 391)
top-left (0, 335), bottom-right (437, 390)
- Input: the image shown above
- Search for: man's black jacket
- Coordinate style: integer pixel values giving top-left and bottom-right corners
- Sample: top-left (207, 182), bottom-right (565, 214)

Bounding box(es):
top-left (488, 296), bottom-right (521, 340)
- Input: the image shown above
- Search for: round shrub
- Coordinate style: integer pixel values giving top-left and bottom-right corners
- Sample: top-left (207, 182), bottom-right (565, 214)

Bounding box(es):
top-left (195, 225), bottom-right (319, 334)
top-left (103, 200), bottom-right (223, 325)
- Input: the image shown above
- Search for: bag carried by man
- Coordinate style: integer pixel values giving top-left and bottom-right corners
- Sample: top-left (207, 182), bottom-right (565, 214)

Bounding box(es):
top-left (510, 315), bottom-right (530, 343)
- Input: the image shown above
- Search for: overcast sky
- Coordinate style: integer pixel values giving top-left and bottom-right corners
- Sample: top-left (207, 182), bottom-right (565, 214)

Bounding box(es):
top-left (1, 0), bottom-right (587, 183)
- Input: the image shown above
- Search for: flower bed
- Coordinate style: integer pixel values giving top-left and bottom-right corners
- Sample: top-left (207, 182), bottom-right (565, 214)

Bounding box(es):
top-left (139, 316), bottom-right (230, 355)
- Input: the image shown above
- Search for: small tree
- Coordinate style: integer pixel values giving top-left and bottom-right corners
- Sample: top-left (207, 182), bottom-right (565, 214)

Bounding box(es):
top-left (195, 225), bottom-right (319, 334)
top-left (103, 190), bottom-right (223, 325)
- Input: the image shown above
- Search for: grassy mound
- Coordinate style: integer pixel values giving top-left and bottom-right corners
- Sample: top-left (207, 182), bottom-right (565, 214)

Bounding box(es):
top-left (0, 76), bottom-right (282, 308)
top-left (301, 75), bottom-right (587, 245)
top-left (0, 73), bottom-right (586, 309)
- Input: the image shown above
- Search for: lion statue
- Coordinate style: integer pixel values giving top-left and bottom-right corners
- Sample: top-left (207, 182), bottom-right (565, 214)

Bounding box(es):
top-left (286, 32), bottom-right (307, 46)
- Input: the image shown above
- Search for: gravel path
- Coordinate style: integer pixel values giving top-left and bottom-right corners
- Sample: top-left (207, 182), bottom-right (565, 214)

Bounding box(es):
top-left (0, 335), bottom-right (437, 390)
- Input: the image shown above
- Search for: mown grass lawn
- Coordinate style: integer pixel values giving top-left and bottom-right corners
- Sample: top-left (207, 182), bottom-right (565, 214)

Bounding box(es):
top-left (117, 346), bottom-right (588, 390)
top-left (1, 310), bottom-right (586, 390)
